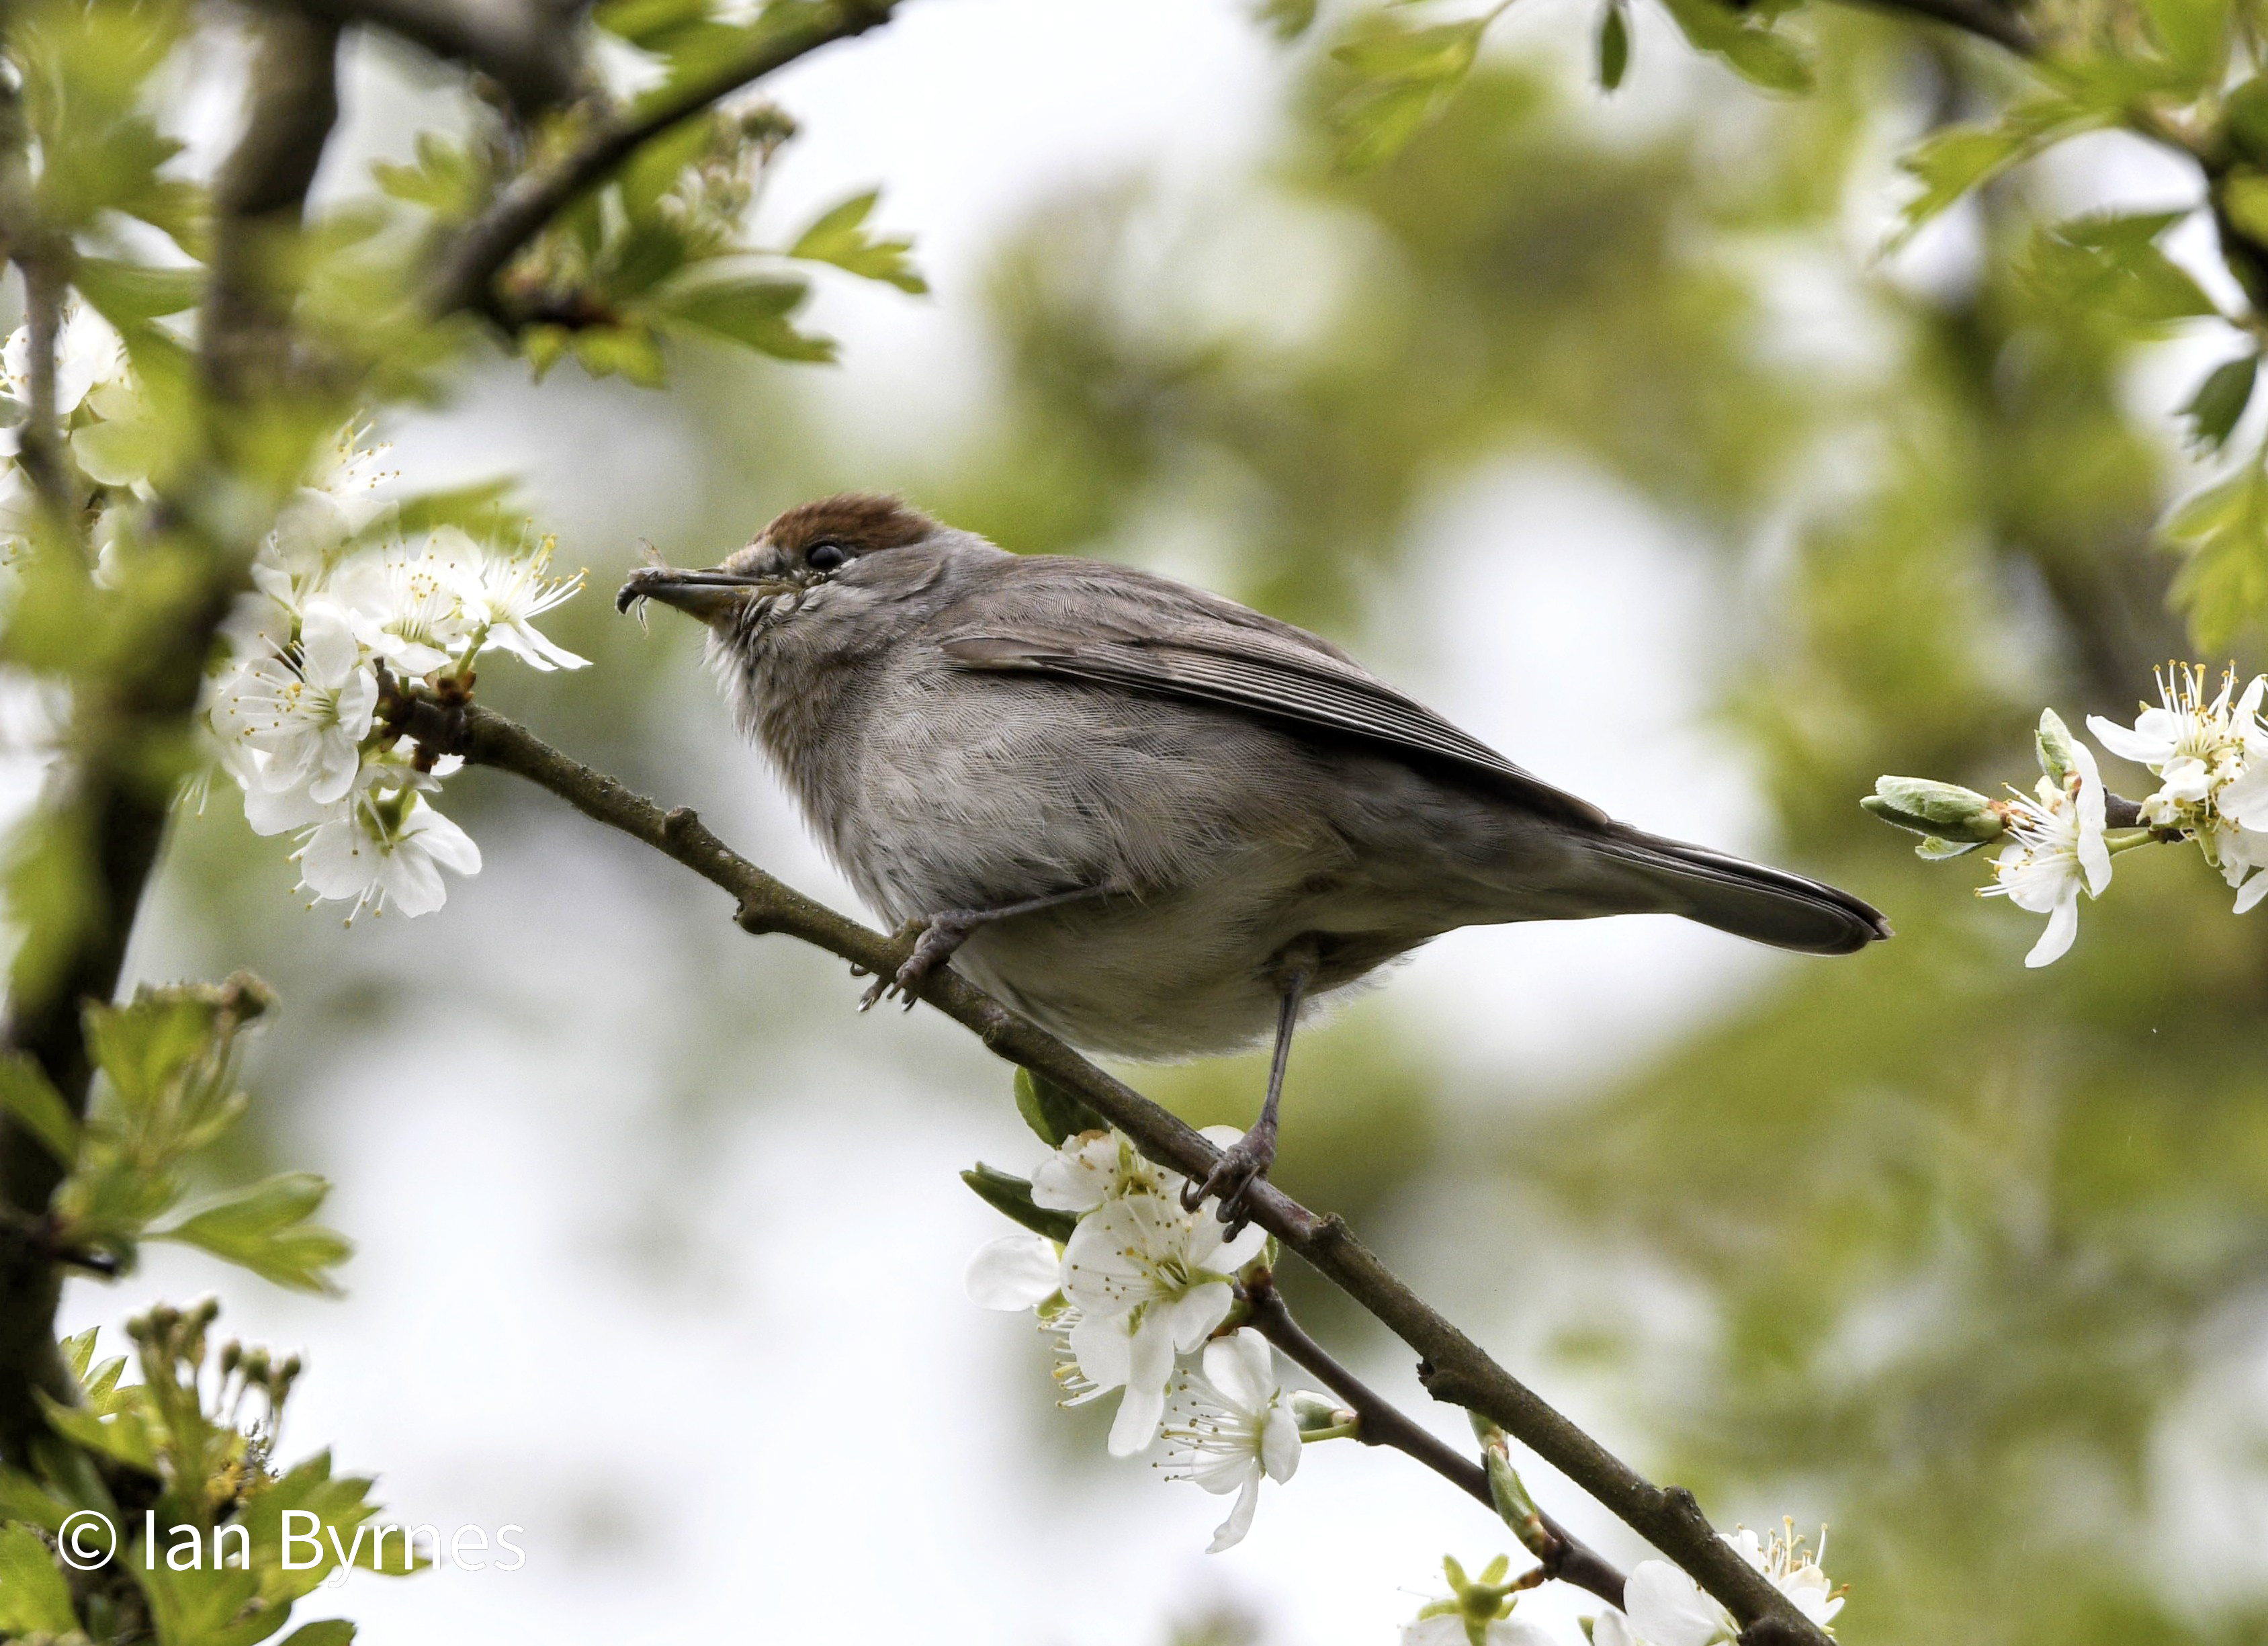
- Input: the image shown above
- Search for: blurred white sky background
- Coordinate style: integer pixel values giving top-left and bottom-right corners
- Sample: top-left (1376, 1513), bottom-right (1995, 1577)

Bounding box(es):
top-left (43, 2), bottom-right (2158, 1643)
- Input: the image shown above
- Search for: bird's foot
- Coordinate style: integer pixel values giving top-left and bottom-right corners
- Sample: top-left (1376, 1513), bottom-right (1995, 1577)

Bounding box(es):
top-left (1180, 1122), bottom-right (1277, 1236)
top-left (857, 915), bottom-right (973, 1012)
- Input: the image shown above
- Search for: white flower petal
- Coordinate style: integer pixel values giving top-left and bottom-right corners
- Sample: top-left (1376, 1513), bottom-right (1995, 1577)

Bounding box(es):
top-left (1106, 1313), bottom-right (1176, 1457)
top-left (1205, 1473), bottom-right (1261, 1553)
top-left (1067, 1307), bottom-right (1135, 1392)
top-left (1624, 1560), bottom-right (1735, 1646)
top-left (965, 1234), bottom-right (1061, 1310)
top-left (1203, 1328), bottom-right (1276, 1412)
top-left (1400, 1616), bottom-right (1468, 1646)
top-left (1165, 1281), bottom-right (1233, 1352)
top-left (1258, 1404), bottom-right (1301, 1483)
top-left (2023, 890), bottom-right (2081, 967)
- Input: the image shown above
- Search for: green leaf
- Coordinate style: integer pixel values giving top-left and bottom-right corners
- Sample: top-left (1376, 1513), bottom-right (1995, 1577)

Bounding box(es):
top-left (75, 257), bottom-right (202, 326)
top-left (1332, 17), bottom-right (1487, 78)
top-left (1328, 17), bottom-right (1488, 171)
top-left (2144, 0), bottom-right (2228, 89)
top-left (2228, 77), bottom-right (2268, 165)
top-left (2181, 353), bottom-right (2259, 451)
top-left (2165, 462), bottom-right (2268, 648)
top-left (0, 1052), bottom-right (79, 1166)
top-left (1014, 1068), bottom-right (1106, 1147)
top-left (279, 1622), bottom-right (358, 1646)
top-left (1914, 834), bottom-right (1986, 859)
top-left (36, 1390), bottom-right (159, 1472)
top-left (0, 1520), bottom-right (79, 1637)
top-left (1598, 1), bottom-right (1631, 90)
top-left (1252, 0), bottom-right (1319, 40)
top-left (789, 191), bottom-right (928, 294)
top-left (656, 274), bottom-right (836, 361)
top-left (1894, 97), bottom-right (2097, 240)
top-left (2023, 210), bottom-right (2220, 329)
top-left (960, 1164), bottom-right (1078, 1243)
top-left (1656, 0), bottom-right (1811, 95)
top-left (0, 1467), bottom-right (67, 1533)
top-left (155, 1173), bottom-right (353, 1295)
top-left (568, 322), bottom-right (670, 388)
top-left (372, 131), bottom-right (484, 218)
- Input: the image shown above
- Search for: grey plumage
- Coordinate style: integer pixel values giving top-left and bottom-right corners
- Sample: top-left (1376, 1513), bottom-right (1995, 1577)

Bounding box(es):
top-left (621, 494), bottom-right (1889, 1072)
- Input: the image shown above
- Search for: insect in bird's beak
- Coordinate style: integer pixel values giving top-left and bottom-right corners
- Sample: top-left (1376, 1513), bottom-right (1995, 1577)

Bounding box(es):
top-left (615, 564), bottom-right (800, 623)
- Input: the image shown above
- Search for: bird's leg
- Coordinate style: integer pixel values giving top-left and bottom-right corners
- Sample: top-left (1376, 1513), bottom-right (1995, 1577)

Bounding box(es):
top-left (1182, 953), bottom-right (1313, 1233)
top-left (860, 882), bottom-right (1119, 1011)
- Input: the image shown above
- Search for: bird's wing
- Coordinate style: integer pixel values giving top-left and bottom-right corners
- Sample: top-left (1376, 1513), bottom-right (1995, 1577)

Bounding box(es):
top-left (936, 621), bottom-right (1611, 830)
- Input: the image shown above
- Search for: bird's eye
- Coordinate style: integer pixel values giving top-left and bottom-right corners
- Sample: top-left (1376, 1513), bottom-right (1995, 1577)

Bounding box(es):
top-left (807, 542), bottom-right (848, 572)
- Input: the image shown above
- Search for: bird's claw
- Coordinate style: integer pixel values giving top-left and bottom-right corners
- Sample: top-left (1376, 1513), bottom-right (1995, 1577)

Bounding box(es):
top-left (1180, 1129), bottom-right (1276, 1236)
top-left (857, 918), bottom-right (967, 1012)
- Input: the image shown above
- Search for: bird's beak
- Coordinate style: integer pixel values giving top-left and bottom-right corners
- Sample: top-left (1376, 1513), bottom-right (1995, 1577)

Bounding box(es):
top-left (615, 566), bottom-right (798, 621)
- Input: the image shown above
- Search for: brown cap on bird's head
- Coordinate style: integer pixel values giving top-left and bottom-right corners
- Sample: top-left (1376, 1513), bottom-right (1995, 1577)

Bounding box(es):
top-left (758, 492), bottom-right (935, 560)
top-left (615, 492), bottom-right (939, 619)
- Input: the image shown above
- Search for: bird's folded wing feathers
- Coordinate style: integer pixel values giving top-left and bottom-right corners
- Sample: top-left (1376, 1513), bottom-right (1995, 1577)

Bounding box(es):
top-left (937, 628), bottom-right (1611, 829)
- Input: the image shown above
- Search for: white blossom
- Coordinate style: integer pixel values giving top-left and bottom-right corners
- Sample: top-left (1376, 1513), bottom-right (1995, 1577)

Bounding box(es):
top-left (211, 603), bottom-right (377, 806)
top-left (2, 300), bottom-right (127, 417)
top-left (1982, 739), bottom-right (2110, 967)
top-left (1031, 1127), bottom-right (1172, 1213)
top-left (331, 538), bottom-right (474, 675)
top-left (1592, 1525), bottom-right (1841, 1646)
top-left (447, 529), bottom-right (589, 670)
top-left (1158, 1328), bottom-right (1300, 1551)
top-left (1061, 1188), bottom-right (1266, 1455)
top-left (293, 785), bottom-right (481, 919)
top-left (2087, 666), bottom-right (2263, 827)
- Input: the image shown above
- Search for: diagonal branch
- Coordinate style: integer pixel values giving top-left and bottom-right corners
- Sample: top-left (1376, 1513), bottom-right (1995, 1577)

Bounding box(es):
top-left (1241, 1270), bottom-right (1629, 1610)
top-left (424, 0), bottom-right (902, 320)
top-left (431, 698), bottom-right (1828, 1645)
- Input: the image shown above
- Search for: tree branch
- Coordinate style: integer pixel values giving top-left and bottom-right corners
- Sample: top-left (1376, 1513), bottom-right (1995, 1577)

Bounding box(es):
top-left (0, 13), bottom-right (345, 1465)
top-left (1241, 1270), bottom-right (1629, 1610)
top-left (423, 0), bottom-right (902, 320)
top-left (431, 699), bottom-right (1828, 1643)
top-left (1834, 0), bottom-right (2035, 55)
top-left (271, 0), bottom-right (586, 115)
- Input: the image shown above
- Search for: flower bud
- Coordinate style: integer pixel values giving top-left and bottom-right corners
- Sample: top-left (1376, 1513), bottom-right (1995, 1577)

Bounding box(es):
top-left (1290, 1391), bottom-right (1354, 1435)
top-left (2036, 708), bottom-right (2079, 786)
top-left (1862, 777), bottom-right (2005, 842)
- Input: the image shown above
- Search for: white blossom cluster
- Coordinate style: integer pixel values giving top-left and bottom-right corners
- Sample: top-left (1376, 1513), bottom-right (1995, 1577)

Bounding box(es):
top-left (965, 1125), bottom-right (1301, 1551)
top-left (1873, 664), bottom-right (2268, 966)
top-left (1400, 1524), bottom-right (1843, 1646)
top-left (205, 444), bottom-right (588, 920)
top-left (0, 300), bottom-right (149, 565)
top-left (0, 300), bottom-right (590, 920)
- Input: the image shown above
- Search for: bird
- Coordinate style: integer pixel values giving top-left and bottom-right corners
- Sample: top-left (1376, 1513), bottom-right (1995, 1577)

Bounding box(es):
top-left (618, 493), bottom-right (1890, 1227)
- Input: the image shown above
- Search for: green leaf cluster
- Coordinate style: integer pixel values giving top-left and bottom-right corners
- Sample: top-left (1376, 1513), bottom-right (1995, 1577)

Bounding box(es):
top-left (0, 1307), bottom-right (404, 1646)
top-left (13, 976), bottom-right (354, 1296)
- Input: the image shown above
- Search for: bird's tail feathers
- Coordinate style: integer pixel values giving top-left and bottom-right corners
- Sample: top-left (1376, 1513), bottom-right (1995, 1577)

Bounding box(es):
top-left (1585, 827), bottom-right (1891, 956)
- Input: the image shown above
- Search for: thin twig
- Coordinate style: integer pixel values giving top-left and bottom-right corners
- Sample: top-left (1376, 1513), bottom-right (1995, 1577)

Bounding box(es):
top-left (1242, 1270), bottom-right (1628, 1610)
top-left (427, 697), bottom-right (1829, 1645)
top-left (424, 0), bottom-right (901, 319)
